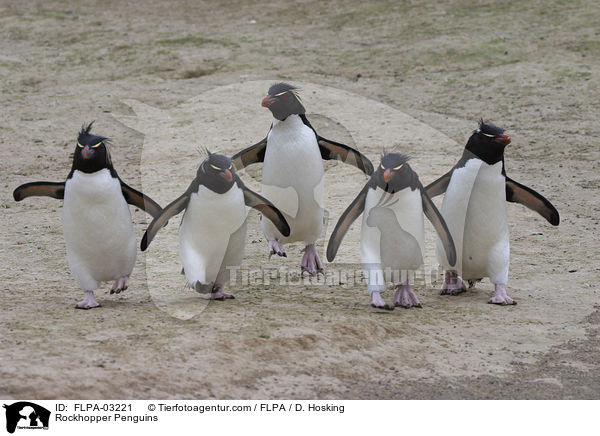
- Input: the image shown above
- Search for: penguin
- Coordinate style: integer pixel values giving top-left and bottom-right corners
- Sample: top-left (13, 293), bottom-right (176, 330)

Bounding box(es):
top-left (232, 83), bottom-right (373, 275)
top-left (425, 120), bottom-right (560, 305)
top-left (13, 122), bottom-right (163, 309)
top-left (326, 152), bottom-right (456, 310)
top-left (140, 152), bottom-right (290, 300)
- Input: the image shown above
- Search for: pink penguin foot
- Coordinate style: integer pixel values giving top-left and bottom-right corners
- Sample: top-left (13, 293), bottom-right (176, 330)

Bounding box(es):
top-left (488, 284), bottom-right (516, 306)
top-left (203, 283), bottom-right (235, 300)
top-left (75, 291), bottom-right (101, 310)
top-left (301, 243), bottom-right (324, 276)
top-left (110, 276), bottom-right (129, 294)
top-left (393, 282), bottom-right (422, 308)
top-left (440, 271), bottom-right (467, 296)
top-left (268, 239), bottom-right (287, 258)
top-left (371, 291), bottom-right (394, 311)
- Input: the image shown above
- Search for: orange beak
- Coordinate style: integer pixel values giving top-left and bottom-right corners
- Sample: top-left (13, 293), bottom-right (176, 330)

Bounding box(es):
top-left (383, 169), bottom-right (392, 183)
top-left (261, 96), bottom-right (275, 107)
top-left (221, 169), bottom-right (233, 182)
top-left (496, 134), bottom-right (511, 145)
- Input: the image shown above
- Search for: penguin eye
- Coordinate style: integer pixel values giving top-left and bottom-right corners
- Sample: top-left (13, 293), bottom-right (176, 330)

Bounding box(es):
top-left (480, 132), bottom-right (494, 141)
top-left (210, 164), bottom-right (221, 171)
top-left (393, 164), bottom-right (403, 170)
top-left (91, 142), bottom-right (103, 149)
top-left (77, 142), bottom-right (84, 148)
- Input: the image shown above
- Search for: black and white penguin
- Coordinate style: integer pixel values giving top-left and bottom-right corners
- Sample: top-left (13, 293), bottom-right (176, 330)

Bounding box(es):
top-left (425, 120), bottom-right (560, 305)
top-left (232, 83), bottom-right (373, 275)
top-left (327, 152), bottom-right (456, 310)
top-left (13, 122), bottom-right (163, 309)
top-left (141, 152), bottom-right (290, 300)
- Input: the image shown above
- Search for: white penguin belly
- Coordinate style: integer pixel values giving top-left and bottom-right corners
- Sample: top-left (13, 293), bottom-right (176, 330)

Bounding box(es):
top-left (63, 169), bottom-right (136, 290)
top-left (361, 187), bottom-right (425, 278)
top-left (179, 183), bottom-right (246, 286)
top-left (438, 160), bottom-right (509, 283)
top-left (261, 115), bottom-right (324, 244)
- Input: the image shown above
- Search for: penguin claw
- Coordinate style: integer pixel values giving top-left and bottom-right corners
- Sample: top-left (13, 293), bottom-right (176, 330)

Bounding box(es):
top-left (441, 287), bottom-right (467, 296)
top-left (440, 271), bottom-right (467, 295)
top-left (110, 277), bottom-right (129, 295)
top-left (393, 282), bottom-right (422, 308)
top-left (488, 300), bottom-right (517, 306)
top-left (395, 302), bottom-right (423, 309)
top-left (370, 291), bottom-right (394, 311)
top-left (268, 240), bottom-right (286, 259)
top-left (75, 291), bottom-right (101, 309)
top-left (269, 250), bottom-right (287, 259)
top-left (204, 290), bottom-right (235, 300)
top-left (300, 243), bottom-right (324, 276)
top-left (371, 303), bottom-right (394, 311)
top-left (488, 284), bottom-right (516, 305)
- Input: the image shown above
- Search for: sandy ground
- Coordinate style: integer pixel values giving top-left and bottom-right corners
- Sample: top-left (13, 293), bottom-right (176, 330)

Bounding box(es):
top-left (1, 0), bottom-right (599, 399)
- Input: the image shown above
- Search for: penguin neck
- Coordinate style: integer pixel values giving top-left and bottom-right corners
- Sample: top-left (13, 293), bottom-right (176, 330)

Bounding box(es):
top-left (463, 141), bottom-right (506, 166)
top-left (68, 164), bottom-right (117, 179)
top-left (272, 114), bottom-right (302, 128)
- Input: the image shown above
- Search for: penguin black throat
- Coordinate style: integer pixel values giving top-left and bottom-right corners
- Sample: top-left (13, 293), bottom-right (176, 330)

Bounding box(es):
top-left (462, 120), bottom-right (511, 166)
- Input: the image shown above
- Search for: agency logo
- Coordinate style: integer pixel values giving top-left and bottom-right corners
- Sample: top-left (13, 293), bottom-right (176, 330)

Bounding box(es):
top-left (3, 402), bottom-right (50, 434)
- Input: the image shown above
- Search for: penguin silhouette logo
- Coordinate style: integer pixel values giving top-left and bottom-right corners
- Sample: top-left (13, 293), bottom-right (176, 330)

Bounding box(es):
top-left (365, 196), bottom-right (424, 276)
top-left (3, 402), bottom-right (50, 433)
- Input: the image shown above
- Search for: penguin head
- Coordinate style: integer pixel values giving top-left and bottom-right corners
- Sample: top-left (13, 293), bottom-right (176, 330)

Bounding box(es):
top-left (376, 152), bottom-right (413, 192)
top-left (465, 119), bottom-right (511, 164)
top-left (73, 122), bottom-right (112, 173)
top-left (198, 151), bottom-right (235, 193)
top-left (261, 83), bottom-right (305, 121)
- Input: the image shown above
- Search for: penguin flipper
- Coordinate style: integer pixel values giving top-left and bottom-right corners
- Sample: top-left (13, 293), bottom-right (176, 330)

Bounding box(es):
top-left (119, 179), bottom-right (163, 219)
top-left (505, 177), bottom-right (559, 226)
top-left (326, 181), bottom-right (371, 262)
top-left (240, 183), bottom-right (290, 237)
top-left (420, 183), bottom-right (457, 267)
top-left (141, 192), bottom-right (189, 251)
top-left (317, 136), bottom-right (374, 175)
top-left (298, 114), bottom-right (373, 175)
top-left (13, 182), bottom-right (65, 201)
top-left (424, 170), bottom-right (453, 198)
top-left (231, 136), bottom-right (267, 170)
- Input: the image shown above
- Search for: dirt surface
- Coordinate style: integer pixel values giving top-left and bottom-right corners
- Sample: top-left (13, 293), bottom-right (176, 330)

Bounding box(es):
top-left (1, 0), bottom-right (599, 399)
